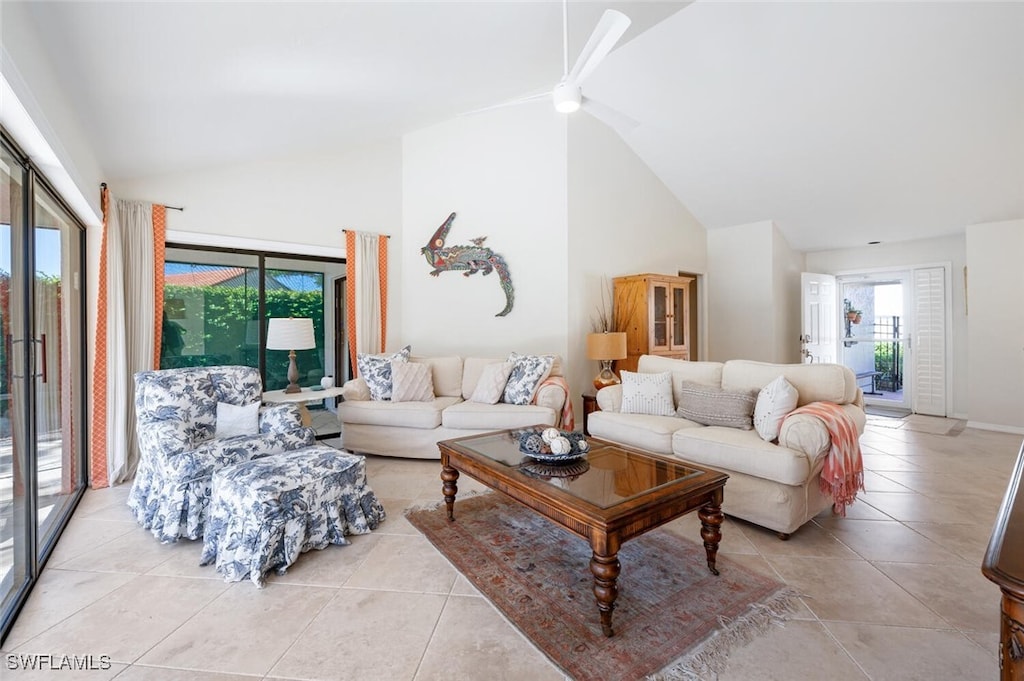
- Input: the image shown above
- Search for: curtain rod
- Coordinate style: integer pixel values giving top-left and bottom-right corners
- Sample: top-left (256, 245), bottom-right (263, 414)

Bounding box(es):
top-left (100, 182), bottom-right (184, 211)
top-left (342, 229), bottom-right (391, 238)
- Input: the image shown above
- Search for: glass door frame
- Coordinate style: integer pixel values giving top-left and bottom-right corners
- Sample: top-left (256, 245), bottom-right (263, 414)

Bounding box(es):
top-left (0, 130), bottom-right (88, 645)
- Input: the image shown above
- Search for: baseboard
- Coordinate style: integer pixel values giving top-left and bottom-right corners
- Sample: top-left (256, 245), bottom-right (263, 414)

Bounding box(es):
top-left (966, 421), bottom-right (1024, 435)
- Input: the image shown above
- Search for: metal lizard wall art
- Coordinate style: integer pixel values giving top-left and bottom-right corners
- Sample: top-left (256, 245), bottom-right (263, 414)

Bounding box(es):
top-left (420, 212), bottom-right (515, 317)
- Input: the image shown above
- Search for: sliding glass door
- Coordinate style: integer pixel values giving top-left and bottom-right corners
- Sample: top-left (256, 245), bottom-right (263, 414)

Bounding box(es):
top-left (0, 135), bottom-right (87, 644)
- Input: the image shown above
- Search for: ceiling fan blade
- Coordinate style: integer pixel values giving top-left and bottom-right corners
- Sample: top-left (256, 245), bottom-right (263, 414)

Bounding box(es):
top-left (460, 91), bottom-right (548, 117)
top-left (581, 97), bottom-right (640, 135)
top-left (567, 9), bottom-right (631, 86)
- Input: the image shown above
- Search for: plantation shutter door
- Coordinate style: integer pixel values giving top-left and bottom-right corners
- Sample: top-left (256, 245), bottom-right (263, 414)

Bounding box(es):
top-left (912, 266), bottom-right (946, 416)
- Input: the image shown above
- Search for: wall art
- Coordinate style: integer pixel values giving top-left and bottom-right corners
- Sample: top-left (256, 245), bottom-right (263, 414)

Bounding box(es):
top-left (420, 212), bottom-right (515, 317)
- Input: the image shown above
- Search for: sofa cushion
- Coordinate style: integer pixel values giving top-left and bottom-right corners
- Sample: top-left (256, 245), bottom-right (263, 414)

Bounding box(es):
top-left (675, 381), bottom-right (757, 430)
top-left (621, 371), bottom-right (675, 416)
top-left (672, 427), bottom-right (814, 486)
top-left (503, 353), bottom-right (555, 405)
top-left (722, 360), bottom-right (856, 406)
top-left (587, 411), bottom-right (702, 455)
top-left (469, 361), bottom-right (514, 404)
top-left (410, 356), bottom-right (463, 398)
top-left (391, 361), bottom-right (435, 402)
top-left (636, 356), bottom-right (726, 406)
top-left (462, 358), bottom-right (506, 399)
top-left (357, 345), bottom-right (411, 400)
top-left (442, 401), bottom-right (556, 430)
top-left (753, 376), bottom-right (800, 442)
top-left (336, 395), bottom-right (461, 429)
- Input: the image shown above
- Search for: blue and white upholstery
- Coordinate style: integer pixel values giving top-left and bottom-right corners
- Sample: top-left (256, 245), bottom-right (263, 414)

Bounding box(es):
top-left (200, 446), bottom-right (386, 586)
top-left (128, 365), bottom-right (315, 543)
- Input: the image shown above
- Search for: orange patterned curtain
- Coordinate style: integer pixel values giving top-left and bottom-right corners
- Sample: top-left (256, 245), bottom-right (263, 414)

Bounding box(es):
top-left (344, 230), bottom-right (388, 375)
top-left (90, 186), bottom-right (166, 488)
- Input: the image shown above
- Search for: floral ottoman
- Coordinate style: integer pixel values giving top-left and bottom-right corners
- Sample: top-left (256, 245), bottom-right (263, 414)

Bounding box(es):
top-left (200, 445), bottom-right (386, 587)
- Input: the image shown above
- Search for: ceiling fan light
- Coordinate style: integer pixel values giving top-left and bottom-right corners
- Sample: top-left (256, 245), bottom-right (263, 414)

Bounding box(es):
top-left (552, 82), bottom-right (581, 113)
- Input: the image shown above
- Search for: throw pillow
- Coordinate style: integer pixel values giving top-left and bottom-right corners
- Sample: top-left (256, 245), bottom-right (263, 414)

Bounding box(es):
top-left (470, 361), bottom-right (514, 404)
top-left (502, 353), bottom-right (555, 405)
top-left (753, 375), bottom-right (800, 442)
top-left (620, 371), bottom-right (675, 416)
top-left (357, 345), bottom-right (411, 400)
top-left (390, 361), bottom-right (435, 402)
top-left (215, 401), bottom-right (260, 438)
top-left (676, 381), bottom-right (757, 429)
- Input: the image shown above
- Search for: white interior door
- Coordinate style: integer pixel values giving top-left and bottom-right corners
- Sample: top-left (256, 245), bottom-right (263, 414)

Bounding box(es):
top-left (801, 272), bottom-right (837, 364)
top-left (912, 266), bottom-right (947, 416)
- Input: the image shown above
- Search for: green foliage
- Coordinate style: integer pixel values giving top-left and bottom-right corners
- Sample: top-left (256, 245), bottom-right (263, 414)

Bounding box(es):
top-left (161, 284), bottom-right (326, 386)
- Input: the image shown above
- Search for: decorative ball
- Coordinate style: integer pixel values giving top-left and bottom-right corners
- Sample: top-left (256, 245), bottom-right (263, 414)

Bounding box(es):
top-left (541, 427), bottom-right (561, 444)
top-left (521, 434), bottom-right (545, 454)
top-left (549, 436), bottom-right (572, 455)
top-left (575, 438), bottom-right (590, 453)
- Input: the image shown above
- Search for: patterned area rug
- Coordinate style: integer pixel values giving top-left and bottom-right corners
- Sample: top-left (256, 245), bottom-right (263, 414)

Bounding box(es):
top-left (406, 493), bottom-right (797, 681)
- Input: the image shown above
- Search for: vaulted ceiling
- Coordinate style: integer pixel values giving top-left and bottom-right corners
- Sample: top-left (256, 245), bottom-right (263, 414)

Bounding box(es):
top-left (18, 1), bottom-right (1024, 252)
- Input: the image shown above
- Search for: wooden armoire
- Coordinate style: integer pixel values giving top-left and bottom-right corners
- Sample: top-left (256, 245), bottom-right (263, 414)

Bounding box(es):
top-left (613, 273), bottom-right (694, 373)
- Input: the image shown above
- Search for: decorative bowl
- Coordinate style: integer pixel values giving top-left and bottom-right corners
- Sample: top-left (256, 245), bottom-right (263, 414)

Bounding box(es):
top-left (517, 428), bottom-right (589, 463)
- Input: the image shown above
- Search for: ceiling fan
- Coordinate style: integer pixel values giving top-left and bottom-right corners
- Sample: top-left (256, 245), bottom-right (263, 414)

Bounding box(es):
top-left (468, 1), bottom-right (639, 132)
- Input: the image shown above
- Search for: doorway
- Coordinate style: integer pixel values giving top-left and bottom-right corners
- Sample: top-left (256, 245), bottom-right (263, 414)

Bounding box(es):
top-left (839, 276), bottom-right (909, 410)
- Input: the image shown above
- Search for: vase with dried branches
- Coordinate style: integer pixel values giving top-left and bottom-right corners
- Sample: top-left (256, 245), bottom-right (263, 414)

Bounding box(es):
top-left (587, 278), bottom-right (636, 390)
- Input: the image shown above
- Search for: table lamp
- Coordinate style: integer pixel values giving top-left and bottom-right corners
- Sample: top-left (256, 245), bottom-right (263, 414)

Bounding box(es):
top-left (266, 317), bottom-right (316, 393)
top-left (586, 332), bottom-right (627, 391)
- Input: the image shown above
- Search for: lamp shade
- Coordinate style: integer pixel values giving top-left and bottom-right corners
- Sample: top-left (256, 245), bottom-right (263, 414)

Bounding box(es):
top-left (586, 332), bottom-right (627, 361)
top-left (265, 317), bottom-right (316, 351)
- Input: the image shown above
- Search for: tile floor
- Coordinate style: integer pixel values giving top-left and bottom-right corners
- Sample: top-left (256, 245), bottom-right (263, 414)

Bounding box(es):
top-left (1, 415), bottom-right (1017, 680)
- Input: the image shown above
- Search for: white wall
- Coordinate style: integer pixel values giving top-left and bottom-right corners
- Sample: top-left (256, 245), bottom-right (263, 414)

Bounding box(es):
top-left (707, 221), bottom-right (775, 362)
top-left (772, 224), bottom-right (805, 363)
top-left (964, 220), bottom-right (1024, 432)
top-left (1, 2), bottom-right (103, 224)
top-left (567, 113), bottom-right (706, 406)
top-left (806, 234), bottom-right (968, 419)
top-left (401, 105), bottom-right (569, 360)
top-left (116, 139), bottom-right (405, 348)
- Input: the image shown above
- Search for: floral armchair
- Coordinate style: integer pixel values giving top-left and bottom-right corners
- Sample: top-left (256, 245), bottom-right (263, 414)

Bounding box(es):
top-left (127, 365), bottom-right (315, 543)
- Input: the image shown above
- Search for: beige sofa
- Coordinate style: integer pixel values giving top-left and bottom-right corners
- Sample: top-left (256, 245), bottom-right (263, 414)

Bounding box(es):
top-left (337, 355), bottom-right (568, 459)
top-left (588, 355), bottom-right (866, 537)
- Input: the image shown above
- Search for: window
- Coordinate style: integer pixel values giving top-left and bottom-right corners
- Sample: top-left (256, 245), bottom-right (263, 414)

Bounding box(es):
top-left (162, 246), bottom-right (345, 430)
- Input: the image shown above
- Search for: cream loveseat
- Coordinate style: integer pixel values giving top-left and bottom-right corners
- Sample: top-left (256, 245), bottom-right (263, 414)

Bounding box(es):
top-left (588, 355), bottom-right (866, 537)
top-left (337, 355), bottom-right (568, 459)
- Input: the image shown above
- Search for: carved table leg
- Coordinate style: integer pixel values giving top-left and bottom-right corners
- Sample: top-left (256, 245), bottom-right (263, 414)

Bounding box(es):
top-left (699, 498), bottom-right (724, 576)
top-left (590, 552), bottom-right (621, 637)
top-left (441, 465), bottom-right (459, 521)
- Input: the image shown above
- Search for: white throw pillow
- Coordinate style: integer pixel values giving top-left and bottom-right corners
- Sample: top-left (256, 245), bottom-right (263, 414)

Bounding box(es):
top-left (356, 345), bottom-right (411, 400)
top-left (390, 361), bottom-right (435, 402)
top-left (753, 375), bottom-right (800, 442)
top-left (470, 361), bottom-right (514, 404)
top-left (215, 401), bottom-right (260, 438)
top-left (620, 371), bottom-right (675, 416)
top-left (502, 353), bottom-right (555, 405)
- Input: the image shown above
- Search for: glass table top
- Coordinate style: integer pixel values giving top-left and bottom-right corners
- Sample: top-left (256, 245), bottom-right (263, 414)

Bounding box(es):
top-left (448, 429), bottom-right (704, 509)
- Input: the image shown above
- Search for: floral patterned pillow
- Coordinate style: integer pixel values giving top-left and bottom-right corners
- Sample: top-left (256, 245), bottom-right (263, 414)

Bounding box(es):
top-left (502, 352), bottom-right (554, 405)
top-left (357, 345), bottom-right (411, 400)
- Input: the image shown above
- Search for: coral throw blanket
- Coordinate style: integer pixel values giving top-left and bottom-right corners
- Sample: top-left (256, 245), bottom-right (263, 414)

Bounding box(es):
top-left (785, 401), bottom-right (865, 516)
top-left (534, 376), bottom-right (575, 431)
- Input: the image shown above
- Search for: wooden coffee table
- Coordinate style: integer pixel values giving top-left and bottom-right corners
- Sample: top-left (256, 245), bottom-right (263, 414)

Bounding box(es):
top-left (437, 428), bottom-right (728, 637)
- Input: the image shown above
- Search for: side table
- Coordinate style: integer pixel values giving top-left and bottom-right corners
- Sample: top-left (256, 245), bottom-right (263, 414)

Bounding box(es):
top-left (262, 386), bottom-right (346, 438)
top-left (582, 393), bottom-right (599, 436)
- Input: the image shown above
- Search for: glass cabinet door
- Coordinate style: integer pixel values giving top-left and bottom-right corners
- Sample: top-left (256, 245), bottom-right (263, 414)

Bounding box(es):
top-left (670, 284), bottom-right (688, 353)
top-left (651, 283), bottom-right (669, 350)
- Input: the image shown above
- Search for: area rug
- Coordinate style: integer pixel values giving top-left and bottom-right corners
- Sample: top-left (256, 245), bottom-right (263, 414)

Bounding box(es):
top-left (406, 493), bottom-right (797, 681)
